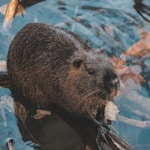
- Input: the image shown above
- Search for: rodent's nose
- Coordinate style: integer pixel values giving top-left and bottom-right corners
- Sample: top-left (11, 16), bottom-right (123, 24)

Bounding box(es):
top-left (103, 69), bottom-right (120, 92)
top-left (110, 78), bottom-right (120, 90)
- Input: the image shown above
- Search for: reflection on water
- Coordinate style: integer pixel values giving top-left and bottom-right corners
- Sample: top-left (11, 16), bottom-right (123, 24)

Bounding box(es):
top-left (0, 0), bottom-right (150, 150)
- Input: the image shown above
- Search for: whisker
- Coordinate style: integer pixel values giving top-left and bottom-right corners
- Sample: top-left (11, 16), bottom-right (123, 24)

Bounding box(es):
top-left (81, 87), bottom-right (107, 101)
top-left (82, 88), bottom-right (100, 101)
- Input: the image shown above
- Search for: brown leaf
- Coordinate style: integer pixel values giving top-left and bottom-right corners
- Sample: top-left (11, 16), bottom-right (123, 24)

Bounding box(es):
top-left (121, 40), bottom-right (150, 57)
top-left (117, 65), bottom-right (145, 84)
top-left (85, 145), bottom-right (93, 150)
top-left (14, 102), bottom-right (28, 123)
top-left (32, 109), bottom-right (51, 119)
top-left (121, 30), bottom-right (150, 58)
top-left (3, 0), bottom-right (19, 29)
top-left (111, 56), bottom-right (126, 68)
top-left (16, 4), bottom-right (25, 15)
top-left (111, 56), bottom-right (145, 85)
top-left (140, 30), bottom-right (148, 40)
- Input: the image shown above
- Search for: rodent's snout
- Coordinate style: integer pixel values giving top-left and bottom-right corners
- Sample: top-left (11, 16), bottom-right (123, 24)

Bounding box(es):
top-left (109, 77), bottom-right (120, 97)
top-left (110, 77), bottom-right (120, 90)
top-left (103, 69), bottom-right (120, 98)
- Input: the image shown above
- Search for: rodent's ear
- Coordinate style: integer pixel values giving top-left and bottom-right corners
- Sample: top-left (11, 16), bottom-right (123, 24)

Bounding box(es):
top-left (73, 59), bottom-right (83, 68)
top-left (97, 47), bottom-right (105, 55)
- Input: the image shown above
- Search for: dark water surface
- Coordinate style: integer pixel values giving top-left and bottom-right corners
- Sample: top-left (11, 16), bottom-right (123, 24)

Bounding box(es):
top-left (0, 0), bottom-right (150, 150)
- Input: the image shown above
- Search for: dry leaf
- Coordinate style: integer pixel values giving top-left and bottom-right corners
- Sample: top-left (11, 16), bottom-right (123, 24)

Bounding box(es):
top-left (121, 30), bottom-right (150, 58)
top-left (121, 40), bottom-right (150, 57)
top-left (111, 56), bottom-right (126, 68)
top-left (140, 29), bottom-right (150, 43)
top-left (32, 109), bottom-right (51, 119)
top-left (147, 44), bottom-right (150, 49)
top-left (3, 0), bottom-right (19, 29)
top-left (111, 56), bottom-right (145, 85)
top-left (17, 4), bottom-right (25, 15)
top-left (116, 65), bottom-right (145, 84)
top-left (85, 145), bottom-right (93, 150)
top-left (14, 102), bottom-right (28, 123)
top-left (140, 30), bottom-right (148, 40)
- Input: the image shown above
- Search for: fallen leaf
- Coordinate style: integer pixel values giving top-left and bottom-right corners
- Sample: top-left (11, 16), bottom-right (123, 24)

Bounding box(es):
top-left (147, 44), bottom-right (150, 49)
top-left (111, 56), bottom-right (126, 68)
top-left (85, 145), bottom-right (93, 150)
top-left (32, 109), bottom-right (51, 119)
top-left (121, 30), bottom-right (150, 58)
top-left (111, 56), bottom-right (145, 85)
top-left (17, 3), bottom-right (25, 15)
top-left (3, 0), bottom-right (19, 30)
top-left (14, 102), bottom-right (28, 123)
top-left (121, 40), bottom-right (150, 57)
top-left (118, 65), bottom-right (144, 85)
top-left (140, 29), bottom-right (150, 42)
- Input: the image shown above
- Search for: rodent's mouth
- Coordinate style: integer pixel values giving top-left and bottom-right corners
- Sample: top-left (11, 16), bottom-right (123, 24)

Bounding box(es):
top-left (110, 88), bottom-right (119, 99)
top-left (90, 89), bottom-right (119, 124)
top-left (97, 88), bottom-right (119, 101)
top-left (106, 78), bottom-right (120, 100)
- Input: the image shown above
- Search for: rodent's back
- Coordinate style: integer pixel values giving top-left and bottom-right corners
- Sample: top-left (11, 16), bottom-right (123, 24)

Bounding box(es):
top-left (7, 23), bottom-right (90, 107)
top-left (8, 23), bottom-right (90, 70)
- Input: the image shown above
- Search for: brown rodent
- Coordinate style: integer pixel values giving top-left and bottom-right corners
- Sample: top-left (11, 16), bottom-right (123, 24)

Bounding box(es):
top-left (7, 23), bottom-right (120, 124)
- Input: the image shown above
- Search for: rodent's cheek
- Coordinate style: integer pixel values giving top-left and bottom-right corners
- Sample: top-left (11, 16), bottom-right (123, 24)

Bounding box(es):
top-left (111, 89), bottom-right (119, 98)
top-left (87, 79), bottom-right (97, 88)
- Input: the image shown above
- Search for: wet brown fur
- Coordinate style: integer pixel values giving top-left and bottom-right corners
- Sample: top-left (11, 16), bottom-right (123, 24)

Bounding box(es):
top-left (7, 23), bottom-right (119, 122)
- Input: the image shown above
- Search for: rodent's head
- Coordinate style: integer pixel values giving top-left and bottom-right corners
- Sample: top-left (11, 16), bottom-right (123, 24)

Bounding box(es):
top-left (69, 49), bottom-right (119, 99)
top-left (61, 49), bottom-right (120, 122)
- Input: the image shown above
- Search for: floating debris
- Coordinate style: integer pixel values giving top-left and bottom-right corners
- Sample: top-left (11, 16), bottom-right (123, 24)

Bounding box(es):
top-left (3, 0), bottom-right (19, 30)
top-left (96, 123), bottom-right (134, 150)
top-left (32, 109), bottom-right (51, 119)
top-left (14, 102), bottom-right (28, 123)
top-left (104, 101), bottom-right (119, 124)
top-left (1, 0), bottom-right (45, 30)
top-left (7, 139), bottom-right (15, 150)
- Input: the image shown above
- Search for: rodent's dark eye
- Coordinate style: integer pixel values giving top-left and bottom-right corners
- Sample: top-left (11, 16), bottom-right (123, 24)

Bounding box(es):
top-left (87, 68), bottom-right (95, 75)
top-left (73, 59), bottom-right (82, 68)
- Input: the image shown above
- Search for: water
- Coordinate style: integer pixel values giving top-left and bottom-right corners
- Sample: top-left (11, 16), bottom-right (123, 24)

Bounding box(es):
top-left (0, 0), bottom-right (150, 149)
